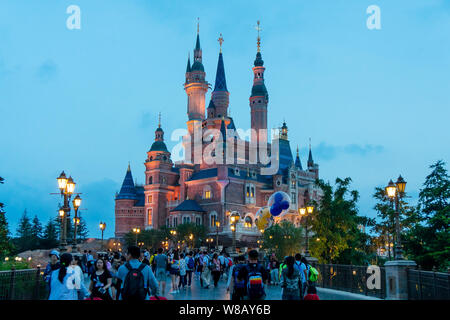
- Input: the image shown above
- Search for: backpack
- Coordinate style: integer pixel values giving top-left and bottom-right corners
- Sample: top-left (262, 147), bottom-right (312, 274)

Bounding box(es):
top-left (246, 264), bottom-right (265, 299)
top-left (187, 257), bottom-right (195, 270)
top-left (208, 260), bottom-right (218, 271)
top-left (308, 266), bottom-right (319, 282)
top-left (233, 265), bottom-right (246, 290)
top-left (121, 262), bottom-right (147, 301)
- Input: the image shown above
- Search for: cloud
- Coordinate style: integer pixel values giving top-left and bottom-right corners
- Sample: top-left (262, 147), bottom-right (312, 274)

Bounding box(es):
top-left (36, 59), bottom-right (58, 81)
top-left (310, 142), bottom-right (384, 161)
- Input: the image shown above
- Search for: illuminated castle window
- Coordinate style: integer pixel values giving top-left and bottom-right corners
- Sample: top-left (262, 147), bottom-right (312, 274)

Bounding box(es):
top-left (147, 209), bottom-right (152, 226)
top-left (147, 195), bottom-right (153, 204)
top-left (210, 212), bottom-right (218, 228)
top-left (203, 186), bottom-right (212, 199)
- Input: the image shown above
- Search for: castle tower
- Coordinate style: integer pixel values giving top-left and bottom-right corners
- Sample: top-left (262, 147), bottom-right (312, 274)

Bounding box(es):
top-left (295, 146), bottom-right (303, 170)
top-left (250, 21), bottom-right (268, 145)
top-left (211, 34), bottom-right (229, 118)
top-left (185, 22), bottom-right (209, 125)
top-left (144, 114), bottom-right (174, 229)
top-left (307, 139), bottom-right (319, 178)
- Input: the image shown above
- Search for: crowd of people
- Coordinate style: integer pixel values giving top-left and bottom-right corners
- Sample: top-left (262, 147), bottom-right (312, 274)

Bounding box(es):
top-left (42, 246), bottom-right (320, 301)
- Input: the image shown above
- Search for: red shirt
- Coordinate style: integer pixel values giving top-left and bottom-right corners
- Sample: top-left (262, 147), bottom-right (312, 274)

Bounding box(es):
top-left (304, 294), bottom-right (320, 300)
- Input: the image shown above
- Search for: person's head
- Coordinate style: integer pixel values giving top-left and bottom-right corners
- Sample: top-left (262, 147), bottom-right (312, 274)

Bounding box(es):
top-left (180, 253), bottom-right (184, 259)
top-left (127, 246), bottom-right (141, 260)
top-left (301, 256), bottom-right (308, 266)
top-left (173, 251), bottom-right (179, 260)
top-left (95, 258), bottom-right (107, 271)
top-left (58, 253), bottom-right (73, 284)
top-left (73, 255), bottom-right (82, 267)
top-left (203, 251), bottom-right (208, 255)
top-left (237, 255), bottom-right (246, 264)
top-left (307, 285), bottom-right (317, 295)
top-left (188, 251), bottom-right (193, 257)
top-left (213, 253), bottom-right (218, 260)
top-left (294, 253), bottom-right (302, 262)
top-left (88, 250), bottom-right (92, 254)
top-left (83, 250), bottom-right (87, 254)
top-left (248, 250), bottom-right (259, 262)
top-left (158, 248), bottom-right (163, 254)
top-left (49, 250), bottom-right (60, 264)
top-left (285, 256), bottom-right (295, 278)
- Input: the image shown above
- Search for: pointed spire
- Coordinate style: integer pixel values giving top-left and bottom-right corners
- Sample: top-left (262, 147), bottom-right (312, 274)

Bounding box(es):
top-left (158, 112), bottom-right (161, 128)
top-left (213, 39), bottom-right (228, 92)
top-left (295, 146), bottom-right (303, 170)
top-left (117, 165), bottom-right (137, 200)
top-left (218, 33), bottom-right (224, 53)
top-left (256, 20), bottom-right (262, 53)
top-left (127, 161), bottom-right (131, 172)
top-left (186, 52), bottom-right (191, 73)
top-left (195, 17), bottom-right (201, 51)
top-left (308, 138), bottom-right (314, 167)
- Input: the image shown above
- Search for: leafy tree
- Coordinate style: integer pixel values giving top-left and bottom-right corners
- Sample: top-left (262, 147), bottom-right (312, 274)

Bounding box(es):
top-left (176, 223), bottom-right (207, 248)
top-left (262, 220), bottom-right (303, 260)
top-left (75, 217), bottom-right (89, 241)
top-left (308, 177), bottom-right (373, 264)
top-left (41, 218), bottom-right (59, 249)
top-left (403, 160), bottom-right (450, 271)
top-left (0, 177), bottom-right (14, 258)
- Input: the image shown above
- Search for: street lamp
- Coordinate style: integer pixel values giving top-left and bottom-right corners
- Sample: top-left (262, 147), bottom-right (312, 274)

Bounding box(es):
top-left (189, 233), bottom-right (194, 249)
top-left (132, 227), bottom-right (140, 246)
top-left (56, 171), bottom-right (78, 252)
top-left (230, 211), bottom-right (240, 253)
top-left (215, 221), bottom-right (220, 248)
top-left (99, 222), bottom-right (106, 249)
top-left (385, 175), bottom-right (407, 260)
top-left (71, 195), bottom-right (82, 252)
top-left (299, 205), bottom-right (313, 257)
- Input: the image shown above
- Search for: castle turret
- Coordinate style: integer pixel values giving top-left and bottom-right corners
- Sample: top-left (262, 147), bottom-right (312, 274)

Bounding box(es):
top-left (295, 146), bottom-right (303, 170)
top-left (250, 21), bottom-right (268, 146)
top-left (185, 22), bottom-right (209, 123)
top-left (307, 139), bottom-right (319, 178)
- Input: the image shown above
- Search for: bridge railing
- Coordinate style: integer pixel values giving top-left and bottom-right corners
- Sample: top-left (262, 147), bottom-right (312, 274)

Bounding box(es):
top-left (0, 268), bottom-right (48, 300)
top-left (312, 263), bottom-right (387, 299)
top-left (407, 268), bottom-right (450, 300)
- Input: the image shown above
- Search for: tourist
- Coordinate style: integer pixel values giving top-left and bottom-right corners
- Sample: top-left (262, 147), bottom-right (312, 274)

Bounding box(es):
top-left (69, 255), bottom-right (85, 300)
top-left (49, 253), bottom-right (88, 300)
top-left (178, 253), bottom-right (187, 290)
top-left (269, 253), bottom-right (279, 285)
top-left (210, 253), bottom-right (221, 287)
top-left (185, 251), bottom-right (195, 287)
top-left (304, 285), bottom-right (320, 300)
top-left (154, 248), bottom-right (168, 296)
top-left (116, 246), bottom-right (159, 300)
top-left (295, 254), bottom-right (308, 299)
top-left (237, 249), bottom-right (268, 300)
top-left (43, 250), bottom-right (60, 296)
top-left (201, 250), bottom-right (211, 289)
top-left (109, 253), bottom-right (122, 300)
top-left (169, 251), bottom-right (180, 294)
top-left (89, 258), bottom-right (113, 300)
top-left (81, 250), bottom-right (88, 273)
top-left (226, 255), bottom-right (247, 300)
top-left (280, 256), bottom-right (301, 300)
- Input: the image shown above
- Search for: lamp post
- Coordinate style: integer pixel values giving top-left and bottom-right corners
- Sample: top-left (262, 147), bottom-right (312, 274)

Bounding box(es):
top-left (299, 205), bottom-right (314, 257)
top-left (71, 195), bottom-right (82, 253)
top-left (99, 222), bottom-right (106, 250)
top-left (56, 171), bottom-right (76, 252)
top-left (385, 175), bottom-right (406, 260)
top-left (189, 233), bottom-right (194, 249)
top-left (132, 227), bottom-right (141, 246)
top-left (215, 221), bottom-right (220, 248)
top-left (230, 211), bottom-right (240, 253)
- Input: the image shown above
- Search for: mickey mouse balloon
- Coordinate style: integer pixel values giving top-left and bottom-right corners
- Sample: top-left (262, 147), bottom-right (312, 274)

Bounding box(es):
top-left (255, 206), bottom-right (274, 231)
top-left (268, 191), bottom-right (291, 217)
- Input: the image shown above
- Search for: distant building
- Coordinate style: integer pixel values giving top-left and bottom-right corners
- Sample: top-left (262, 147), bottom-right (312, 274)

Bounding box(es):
top-left (115, 25), bottom-right (322, 247)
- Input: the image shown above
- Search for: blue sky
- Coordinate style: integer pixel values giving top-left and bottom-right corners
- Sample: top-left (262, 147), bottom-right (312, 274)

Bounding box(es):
top-left (0, 0), bottom-right (449, 239)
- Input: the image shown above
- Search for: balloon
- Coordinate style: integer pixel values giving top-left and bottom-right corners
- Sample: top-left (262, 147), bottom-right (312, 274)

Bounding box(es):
top-left (267, 191), bottom-right (291, 218)
top-left (255, 206), bottom-right (274, 230)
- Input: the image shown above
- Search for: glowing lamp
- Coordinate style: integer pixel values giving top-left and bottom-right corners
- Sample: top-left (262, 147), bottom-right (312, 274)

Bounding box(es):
top-left (66, 176), bottom-right (75, 195)
top-left (57, 171), bottom-right (68, 191)
top-left (396, 175), bottom-right (406, 194)
top-left (385, 180), bottom-right (397, 199)
top-left (73, 195), bottom-right (81, 208)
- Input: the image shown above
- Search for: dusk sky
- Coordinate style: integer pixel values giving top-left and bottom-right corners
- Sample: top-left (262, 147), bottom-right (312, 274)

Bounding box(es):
top-left (1, 0), bottom-right (449, 239)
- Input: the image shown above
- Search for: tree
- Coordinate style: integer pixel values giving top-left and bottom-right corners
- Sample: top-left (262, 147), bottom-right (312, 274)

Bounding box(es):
top-left (403, 160), bottom-right (450, 271)
top-left (176, 223), bottom-right (207, 248)
top-left (14, 209), bottom-right (34, 252)
top-left (31, 215), bottom-right (43, 248)
top-left (308, 177), bottom-right (374, 264)
top-left (262, 220), bottom-right (303, 260)
top-left (0, 177), bottom-right (14, 258)
top-left (41, 218), bottom-right (59, 249)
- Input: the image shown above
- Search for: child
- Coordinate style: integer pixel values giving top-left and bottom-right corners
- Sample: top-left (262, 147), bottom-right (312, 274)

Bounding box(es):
top-left (304, 285), bottom-right (320, 300)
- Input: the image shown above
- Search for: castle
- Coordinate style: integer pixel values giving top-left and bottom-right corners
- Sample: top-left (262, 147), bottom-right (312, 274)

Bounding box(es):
top-left (114, 24), bottom-right (322, 247)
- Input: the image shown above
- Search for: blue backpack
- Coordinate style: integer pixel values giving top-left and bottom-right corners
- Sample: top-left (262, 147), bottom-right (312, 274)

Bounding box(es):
top-left (187, 257), bottom-right (195, 270)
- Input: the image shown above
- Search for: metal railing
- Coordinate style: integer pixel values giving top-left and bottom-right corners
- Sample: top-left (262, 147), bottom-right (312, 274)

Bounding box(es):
top-left (0, 268), bottom-right (48, 300)
top-left (407, 268), bottom-right (450, 300)
top-left (312, 263), bottom-right (387, 299)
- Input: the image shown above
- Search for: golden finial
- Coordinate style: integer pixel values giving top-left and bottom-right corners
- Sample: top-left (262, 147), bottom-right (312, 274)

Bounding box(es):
top-left (218, 33), bottom-right (224, 53)
top-left (197, 17), bottom-right (200, 34)
top-left (158, 112), bottom-right (161, 128)
top-left (255, 20), bottom-right (262, 52)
